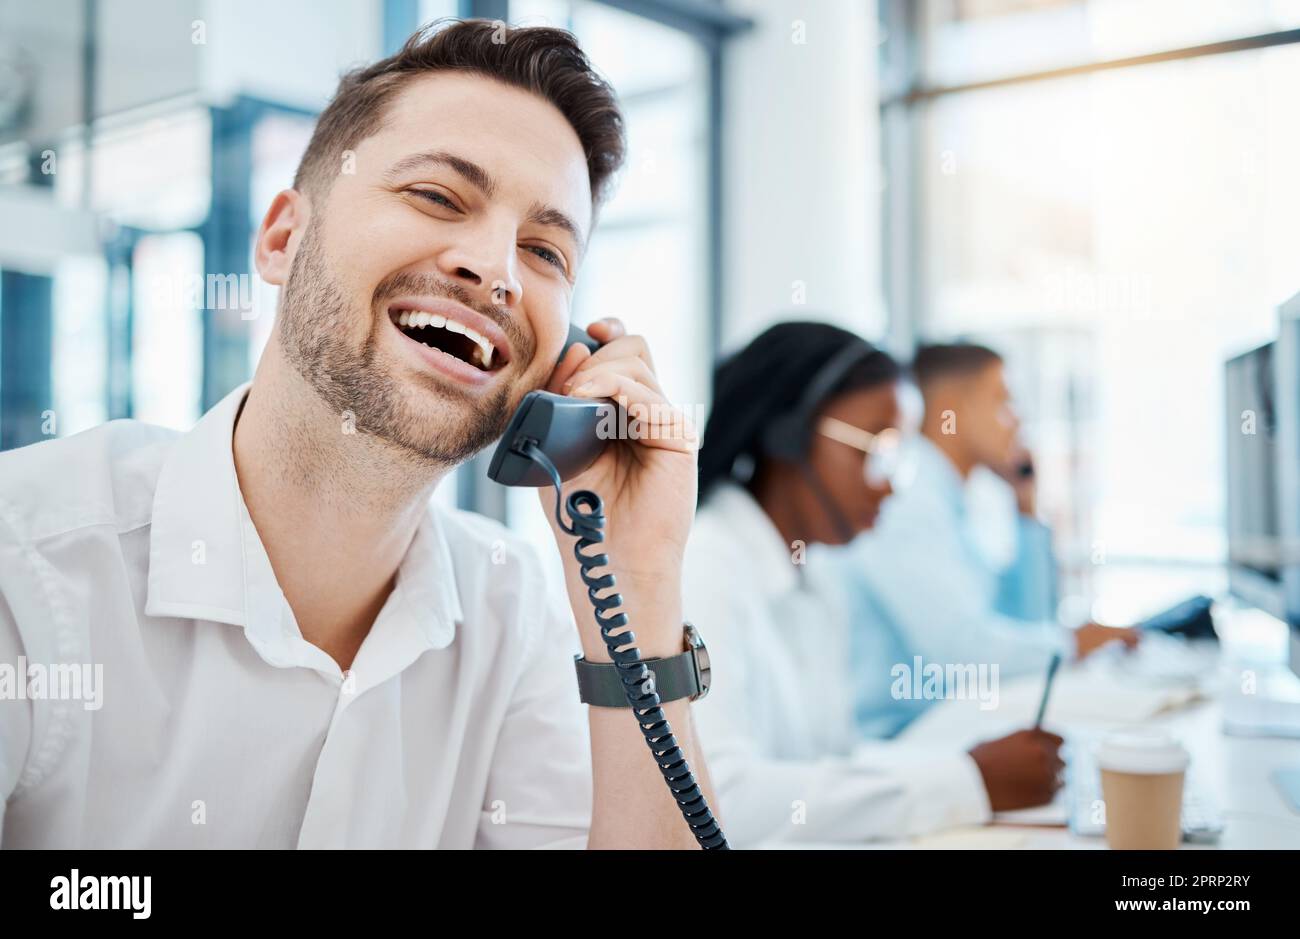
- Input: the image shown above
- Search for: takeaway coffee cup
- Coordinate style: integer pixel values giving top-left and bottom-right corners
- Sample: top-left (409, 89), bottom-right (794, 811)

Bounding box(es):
top-left (1096, 730), bottom-right (1189, 850)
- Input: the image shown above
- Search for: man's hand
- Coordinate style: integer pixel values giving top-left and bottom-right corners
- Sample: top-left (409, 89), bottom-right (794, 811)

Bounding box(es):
top-left (1074, 622), bottom-right (1140, 659)
top-left (968, 728), bottom-right (1065, 812)
top-left (994, 444), bottom-right (1037, 517)
top-left (543, 318), bottom-right (698, 661)
top-left (541, 319), bottom-right (719, 850)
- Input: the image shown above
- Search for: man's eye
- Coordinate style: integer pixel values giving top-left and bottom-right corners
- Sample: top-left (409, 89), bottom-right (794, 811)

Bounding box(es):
top-left (412, 189), bottom-right (458, 211)
top-left (524, 245), bottom-right (565, 272)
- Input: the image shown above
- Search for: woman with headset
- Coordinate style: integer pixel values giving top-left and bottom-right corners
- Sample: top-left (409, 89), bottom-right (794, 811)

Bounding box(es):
top-left (684, 321), bottom-right (1064, 846)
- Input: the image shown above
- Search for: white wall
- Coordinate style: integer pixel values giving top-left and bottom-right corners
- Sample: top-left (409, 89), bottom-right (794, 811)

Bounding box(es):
top-left (721, 0), bottom-right (882, 352)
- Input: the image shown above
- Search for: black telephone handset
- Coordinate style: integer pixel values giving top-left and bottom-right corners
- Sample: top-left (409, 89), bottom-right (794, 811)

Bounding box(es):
top-left (485, 324), bottom-right (727, 850)
top-left (486, 325), bottom-right (613, 487)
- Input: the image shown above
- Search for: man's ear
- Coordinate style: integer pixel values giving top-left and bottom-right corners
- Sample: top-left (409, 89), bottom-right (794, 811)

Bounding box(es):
top-left (255, 189), bottom-right (308, 287)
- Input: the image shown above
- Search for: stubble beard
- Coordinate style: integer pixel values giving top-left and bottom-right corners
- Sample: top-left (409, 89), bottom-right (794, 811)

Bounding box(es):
top-left (277, 219), bottom-right (518, 467)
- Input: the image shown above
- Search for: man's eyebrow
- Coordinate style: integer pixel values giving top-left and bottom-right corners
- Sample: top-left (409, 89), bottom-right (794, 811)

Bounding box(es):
top-left (384, 150), bottom-right (498, 198)
top-left (385, 149), bottom-right (587, 253)
top-left (528, 203), bottom-right (587, 254)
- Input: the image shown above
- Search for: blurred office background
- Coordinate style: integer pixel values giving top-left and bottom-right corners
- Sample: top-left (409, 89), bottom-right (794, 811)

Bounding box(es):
top-left (2, 0), bottom-right (1300, 630)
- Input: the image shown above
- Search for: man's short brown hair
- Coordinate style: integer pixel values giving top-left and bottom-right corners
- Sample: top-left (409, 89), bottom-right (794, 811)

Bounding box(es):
top-left (911, 342), bottom-right (1003, 393)
top-left (293, 18), bottom-right (626, 207)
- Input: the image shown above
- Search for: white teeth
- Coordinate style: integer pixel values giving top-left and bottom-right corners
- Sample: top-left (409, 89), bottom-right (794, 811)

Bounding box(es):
top-left (394, 308), bottom-right (497, 369)
top-left (464, 327), bottom-right (493, 366)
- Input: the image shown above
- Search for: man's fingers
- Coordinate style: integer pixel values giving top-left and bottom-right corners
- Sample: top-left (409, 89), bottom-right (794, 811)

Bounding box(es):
top-left (585, 317), bottom-right (626, 344)
top-left (580, 329), bottom-right (657, 376)
top-left (562, 356), bottom-right (658, 396)
top-left (557, 327), bottom-right (690, 451)
top-left (570, 373), bottom-right (696, 453)
top-left (546, 342), bottom-right (592, 394)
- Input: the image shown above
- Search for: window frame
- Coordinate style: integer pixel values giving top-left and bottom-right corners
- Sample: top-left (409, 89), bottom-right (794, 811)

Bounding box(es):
top-left (879, 0), bottom-right (1300, 339)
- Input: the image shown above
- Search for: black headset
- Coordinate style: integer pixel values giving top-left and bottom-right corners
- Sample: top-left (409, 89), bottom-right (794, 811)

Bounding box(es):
top-left (760, 340), bottom-right (878, 462)
top-left (756, 339), bottom-right (879, 544)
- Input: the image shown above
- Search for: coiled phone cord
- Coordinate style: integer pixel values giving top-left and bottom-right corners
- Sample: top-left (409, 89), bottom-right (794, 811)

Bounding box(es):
top-left (522, 441), bottom-right (729, 850)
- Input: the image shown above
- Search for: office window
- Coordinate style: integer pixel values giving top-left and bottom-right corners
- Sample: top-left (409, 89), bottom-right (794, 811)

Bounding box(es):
top-left (419, 0), bottom-right (459, 21)
top-left (890, 4), bottom-right (1300, 617)
top-left (55, 108), bottom-right (212, 230)
top-left (46, 108), bottom-right (213, 431)
top-left (922, 0), bottom-right (1300, 87)
top-left (131, 231), bottom-right (205, 429)
top-left (51, 256), bottom-right (109, 437)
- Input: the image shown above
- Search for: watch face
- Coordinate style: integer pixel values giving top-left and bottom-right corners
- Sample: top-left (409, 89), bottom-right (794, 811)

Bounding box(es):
top-left (684, 623), bottom-right (710, 700)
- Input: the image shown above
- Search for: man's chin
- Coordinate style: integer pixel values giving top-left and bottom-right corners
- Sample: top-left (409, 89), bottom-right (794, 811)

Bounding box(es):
top-left (380, 387), bottom-right (514, 466)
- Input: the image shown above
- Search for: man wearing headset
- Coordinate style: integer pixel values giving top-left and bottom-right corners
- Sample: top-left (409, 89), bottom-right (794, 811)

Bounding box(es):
top-left (684, 323), bottom-right (1066, 846)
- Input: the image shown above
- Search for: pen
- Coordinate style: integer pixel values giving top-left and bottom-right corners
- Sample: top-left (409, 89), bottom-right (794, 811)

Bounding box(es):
top-left (1034, 652), bottom-right (1063, 729)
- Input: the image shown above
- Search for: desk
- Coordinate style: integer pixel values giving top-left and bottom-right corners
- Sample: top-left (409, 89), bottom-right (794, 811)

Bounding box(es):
top-left (895, 660), bottom-right (1300, 850)
top-left (756, 617), bottom-right (1300, 851)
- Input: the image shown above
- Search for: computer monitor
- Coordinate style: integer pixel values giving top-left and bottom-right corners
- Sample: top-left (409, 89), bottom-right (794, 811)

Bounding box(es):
top-left (1274, 292), bottom-right (1300, 676)
top-left (1225, 294), bottom-right (1300, 781)
top-left (1225, 340), bottom-right (1286, 621)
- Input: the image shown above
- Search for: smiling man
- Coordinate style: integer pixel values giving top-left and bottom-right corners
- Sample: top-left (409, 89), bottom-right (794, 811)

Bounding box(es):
top-left (0, 20), bottom-right (715, 849)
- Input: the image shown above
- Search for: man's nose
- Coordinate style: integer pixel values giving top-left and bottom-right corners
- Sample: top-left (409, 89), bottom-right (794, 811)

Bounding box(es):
top-left (438, 231), bottom-right (523, 308)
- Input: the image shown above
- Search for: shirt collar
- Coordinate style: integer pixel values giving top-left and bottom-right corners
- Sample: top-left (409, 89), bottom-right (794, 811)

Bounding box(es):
top-left (146, 383), bottom-right (252, 628)
top-left (702, 483), bottom-right (801, 598)
top-left (146, 382), bottom-right (463, 663)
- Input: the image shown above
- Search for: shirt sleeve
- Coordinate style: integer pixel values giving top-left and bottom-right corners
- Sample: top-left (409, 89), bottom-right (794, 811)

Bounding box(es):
top-left (702, 723), bottom-right (991, 845)
top-left (0, 528), bottom-right (34, 847)
top-left (855, 510), bottom-right (1071, 680)
top-left (993, 515), bottom-right (1059, 622)
top-left (474, 551), bottom-right (591, 850)
top-left (686, 557), bottom-right (990, 846)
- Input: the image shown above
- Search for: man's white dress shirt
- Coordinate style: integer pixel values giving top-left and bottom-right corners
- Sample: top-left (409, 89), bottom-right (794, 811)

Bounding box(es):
top-left (0, 385), bottom-right (591, 848)
top-left (683, 483), bottom-right (990, 847)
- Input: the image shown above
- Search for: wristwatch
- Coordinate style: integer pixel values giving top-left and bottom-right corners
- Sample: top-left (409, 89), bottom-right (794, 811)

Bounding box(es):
top-left (574, 622), bottom-right (711, 707)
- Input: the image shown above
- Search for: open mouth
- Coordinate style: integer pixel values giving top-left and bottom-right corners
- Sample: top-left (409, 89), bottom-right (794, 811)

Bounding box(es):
top-left (389, 307), bottom-right (503, 373)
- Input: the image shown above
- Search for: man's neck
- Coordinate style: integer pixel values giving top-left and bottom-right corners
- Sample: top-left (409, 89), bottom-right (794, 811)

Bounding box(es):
top-left (921, 422), bottom-right (977, 480)
top-left (232, 347), bottom-right (448, 672)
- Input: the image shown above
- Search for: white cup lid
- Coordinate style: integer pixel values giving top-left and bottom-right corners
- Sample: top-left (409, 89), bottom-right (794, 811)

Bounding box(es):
top-left (1095, 730), bottom-right (1189, 774)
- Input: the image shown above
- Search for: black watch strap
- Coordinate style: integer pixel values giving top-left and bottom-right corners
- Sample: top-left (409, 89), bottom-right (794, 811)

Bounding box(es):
top-left (574, 650), bottom-right (701, 708)
top-left (575, 623), bottom-right (710, 708)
